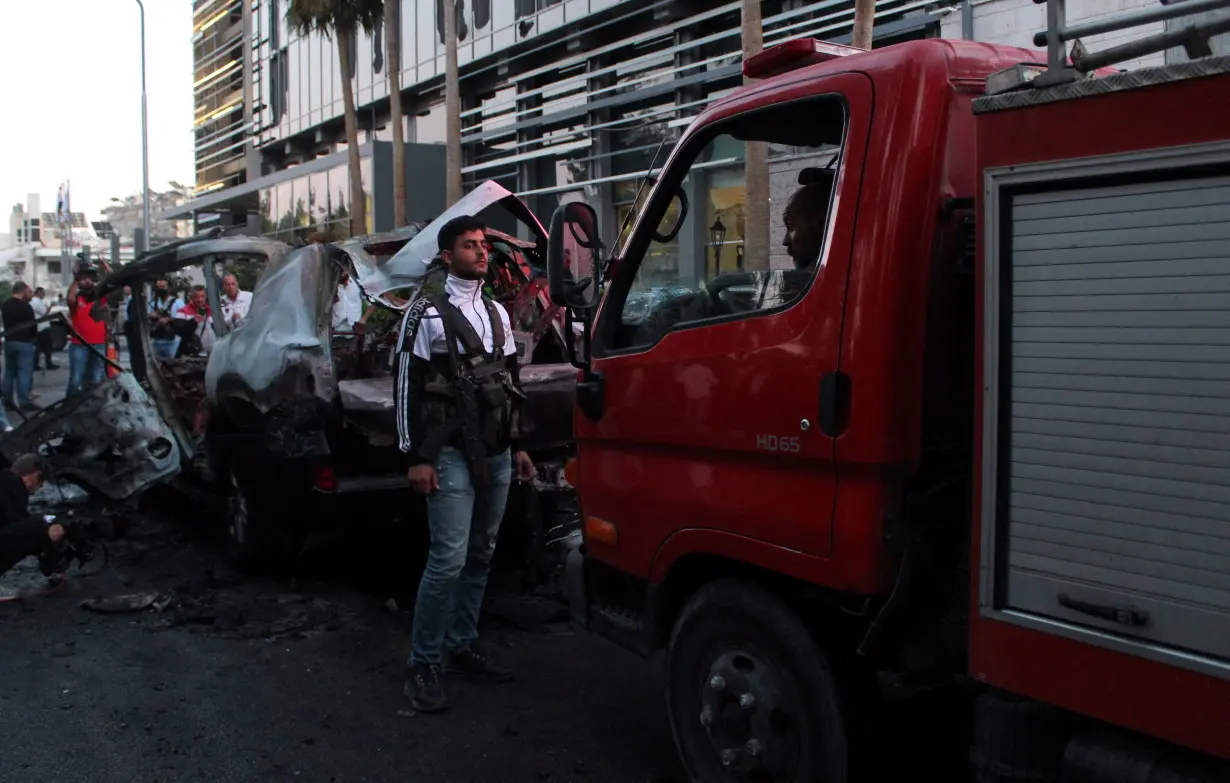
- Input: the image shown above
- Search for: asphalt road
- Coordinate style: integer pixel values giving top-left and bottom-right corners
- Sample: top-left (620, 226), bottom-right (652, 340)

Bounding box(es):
top-left (0, 345), bottom-right (968, 783)
top-left (0, 501), bottom-right (685, 783)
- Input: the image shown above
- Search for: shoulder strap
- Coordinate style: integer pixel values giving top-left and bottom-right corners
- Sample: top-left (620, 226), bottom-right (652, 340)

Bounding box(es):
top-left (482, 297), bottom-right (505, 360)
top-left (430, 294), bottom-right (492, 360)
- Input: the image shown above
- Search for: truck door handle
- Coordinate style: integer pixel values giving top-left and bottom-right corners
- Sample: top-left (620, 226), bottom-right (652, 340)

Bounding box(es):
top-left (1058, 593), bottom-right (1149, 627)
top-left (818, 371), bottom-right (850, 436)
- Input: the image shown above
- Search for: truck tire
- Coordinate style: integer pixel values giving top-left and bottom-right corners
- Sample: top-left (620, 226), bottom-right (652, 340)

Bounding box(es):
top-left (667, 580), bottom-right (853, 783)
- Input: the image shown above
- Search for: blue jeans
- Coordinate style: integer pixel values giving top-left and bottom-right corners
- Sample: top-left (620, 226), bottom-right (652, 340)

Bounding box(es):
top-left (67, 343), bottom-right (107, 397)
top-left (151, 337), bottom-right (179, 361)
top-left (409, 446), bottom-right (512, 666)
top-left (2, 341), bottom-right (35, 407)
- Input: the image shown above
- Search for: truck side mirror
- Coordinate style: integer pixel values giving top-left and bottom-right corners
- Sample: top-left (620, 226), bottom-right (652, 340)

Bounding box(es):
top-left (547, 201), bottom-right (603, 310)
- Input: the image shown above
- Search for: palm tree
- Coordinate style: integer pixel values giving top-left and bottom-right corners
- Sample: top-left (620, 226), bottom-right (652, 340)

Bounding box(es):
top-left (853, 0), bottom-right (876, 49)
top-left (287, 0), bottom-right (383, 238)
top-left (444, 0), bottom-right (463, 205)
top-left (742, 0), bottom-right (769, 270)
top-left (385, 0), bottom-right (407, 226)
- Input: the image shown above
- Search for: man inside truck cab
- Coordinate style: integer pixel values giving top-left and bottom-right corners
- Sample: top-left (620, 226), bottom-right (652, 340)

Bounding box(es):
top-left (393, 214), bottom-right (536, 714)
top-left (782, 178), bottom-right (832, 272)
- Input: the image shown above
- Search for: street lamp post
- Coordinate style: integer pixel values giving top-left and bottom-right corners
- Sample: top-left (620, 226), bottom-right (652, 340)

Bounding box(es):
top-left (709, 217), bottom-right (727, 279)
top-left (136, 0), bottom-right (151, 254)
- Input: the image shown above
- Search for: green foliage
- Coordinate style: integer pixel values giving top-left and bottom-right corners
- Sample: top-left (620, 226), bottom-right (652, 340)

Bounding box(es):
top-left (286, 0), bottom-right (383, 38)
top-left (165, 273), bottom-right (194, 296)
top-left (0, 281), bottom-right (12, 303)
top-left (219, 261), bottom-right (264, 293)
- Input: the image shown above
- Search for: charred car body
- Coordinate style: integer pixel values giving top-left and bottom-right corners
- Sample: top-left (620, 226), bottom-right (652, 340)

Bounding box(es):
top-left (7, 184), bottom-right (580, 573)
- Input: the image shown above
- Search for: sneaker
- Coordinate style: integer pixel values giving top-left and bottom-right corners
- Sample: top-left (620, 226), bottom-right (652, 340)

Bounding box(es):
top-left (403, 663), bottom-right (449, 713)
top-left (446, 645), bottom-right (513, 683)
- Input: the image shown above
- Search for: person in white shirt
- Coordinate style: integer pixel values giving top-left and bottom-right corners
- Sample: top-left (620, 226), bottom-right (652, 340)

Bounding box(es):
top-left (219, 273), bottom-right (252, 326)
top-left (331, 270), bottom-right (364, 332)
top-left (29, 287), bottom-right (56, 371)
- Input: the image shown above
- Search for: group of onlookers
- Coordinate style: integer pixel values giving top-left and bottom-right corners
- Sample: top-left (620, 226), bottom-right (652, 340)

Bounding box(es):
top-left (0, 264), bottom-right (257, 433)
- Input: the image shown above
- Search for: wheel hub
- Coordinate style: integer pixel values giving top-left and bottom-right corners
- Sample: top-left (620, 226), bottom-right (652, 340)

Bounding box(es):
top-left (697, 650), bottom-right (796, 780)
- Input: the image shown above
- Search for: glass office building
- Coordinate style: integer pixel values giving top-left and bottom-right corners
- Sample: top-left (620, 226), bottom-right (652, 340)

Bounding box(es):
top-left (171, 0), bottom-right (943, 242)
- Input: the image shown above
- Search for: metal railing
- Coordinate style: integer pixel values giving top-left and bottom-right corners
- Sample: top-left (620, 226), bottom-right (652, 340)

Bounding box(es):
top-left (1033, 0), bottom-right (1230, 83)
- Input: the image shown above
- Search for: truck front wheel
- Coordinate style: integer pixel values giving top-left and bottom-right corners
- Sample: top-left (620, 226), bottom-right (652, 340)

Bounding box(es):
top-left (667, 580), bottom-right (852, 783)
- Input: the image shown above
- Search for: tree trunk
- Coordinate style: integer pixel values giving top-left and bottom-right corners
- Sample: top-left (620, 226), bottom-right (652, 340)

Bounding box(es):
top-left (742, 0), bottom-right (770, 271)
top-left (387, 0), bottom-right (407, 227)
top-left (444, 0), bottom-right (463, 206)
top-left (337, 29), bottom-right (366, 237)
top-left (852, 0), bottom-right (876, 49)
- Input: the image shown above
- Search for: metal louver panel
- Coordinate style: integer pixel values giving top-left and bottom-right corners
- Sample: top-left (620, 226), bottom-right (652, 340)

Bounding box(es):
top-left (1000, 172), bottom-right (1230, 664)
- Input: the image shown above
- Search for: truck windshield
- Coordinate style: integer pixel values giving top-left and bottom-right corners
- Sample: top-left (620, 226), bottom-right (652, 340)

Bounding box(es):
top-left (609, 97), bottom-right (846, 351)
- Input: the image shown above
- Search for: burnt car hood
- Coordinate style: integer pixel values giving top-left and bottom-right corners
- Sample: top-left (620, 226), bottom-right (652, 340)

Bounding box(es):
top-left (98, 234), bottom-right (290, 298)
top-left (0, 373), bottom-right (180, 500)
top-left (355, 181), bottom-right (547, 302)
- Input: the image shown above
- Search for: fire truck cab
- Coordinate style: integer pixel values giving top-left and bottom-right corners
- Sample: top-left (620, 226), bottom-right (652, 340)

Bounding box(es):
top-left (546, 2), bottom-right (1230, 779)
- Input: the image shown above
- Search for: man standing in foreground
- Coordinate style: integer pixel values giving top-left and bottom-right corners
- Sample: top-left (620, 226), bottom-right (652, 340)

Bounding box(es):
top-left (393, 215), bottom-right (535, 713)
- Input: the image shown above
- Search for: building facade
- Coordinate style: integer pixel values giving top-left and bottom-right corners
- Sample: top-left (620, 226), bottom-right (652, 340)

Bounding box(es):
top-left (170, 0), bottom-right (1218, 248)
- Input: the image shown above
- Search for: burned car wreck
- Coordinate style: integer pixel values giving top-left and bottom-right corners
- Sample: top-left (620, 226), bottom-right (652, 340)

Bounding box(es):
top-left (8, 184), bottom-right (580, 577)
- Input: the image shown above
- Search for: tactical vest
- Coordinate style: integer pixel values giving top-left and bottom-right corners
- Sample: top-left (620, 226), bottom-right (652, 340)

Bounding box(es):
top-left (418, 294), bottom-right (520, 484)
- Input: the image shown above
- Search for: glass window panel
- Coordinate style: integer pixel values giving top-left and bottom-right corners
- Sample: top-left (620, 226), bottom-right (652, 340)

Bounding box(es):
top-left (608, 99), bottom-right (845, 351)
top-left (308, 170), bottom-right (329, 230)
top-left (287, 38), bottom-right (300, 125)
top-left (416, 0), bottom-right (438, 69)
top-left (307, 34), bottom-right (322, 123)
top-left (356, 29), bottom-right (373, 95)
top-left (401, 0), bottom-right (417, 73)
top-left (416, 101), bottom-right (446, 144)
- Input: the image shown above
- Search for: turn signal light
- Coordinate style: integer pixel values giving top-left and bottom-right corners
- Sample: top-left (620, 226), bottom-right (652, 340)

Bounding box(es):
top-left (742, 38), bottom-right (865, 80)
top-left (584, 516), bottom-right (618, 546)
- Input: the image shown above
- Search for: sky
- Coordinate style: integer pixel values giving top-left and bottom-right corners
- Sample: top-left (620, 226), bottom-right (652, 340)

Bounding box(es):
top-left (0, 0), bottom-right (194, 222)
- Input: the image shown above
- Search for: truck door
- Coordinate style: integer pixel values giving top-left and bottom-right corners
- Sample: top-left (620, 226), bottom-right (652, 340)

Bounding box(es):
top-left (577, 77), bottom-right (873, 577)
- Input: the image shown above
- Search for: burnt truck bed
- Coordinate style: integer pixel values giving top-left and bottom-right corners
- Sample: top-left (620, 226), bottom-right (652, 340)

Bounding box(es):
top-left (337, 363), bottom-right (578, 455)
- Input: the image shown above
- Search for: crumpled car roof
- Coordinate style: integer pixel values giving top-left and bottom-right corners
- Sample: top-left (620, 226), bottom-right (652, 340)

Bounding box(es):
top-left (348, 181), bottom-right (547, 302)
top-left (99, 234), bottom-right (289, 296)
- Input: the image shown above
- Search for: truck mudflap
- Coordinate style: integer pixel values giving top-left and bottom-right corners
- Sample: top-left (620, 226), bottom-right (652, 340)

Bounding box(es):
top-left (565, 547), bottom-right (663, 658)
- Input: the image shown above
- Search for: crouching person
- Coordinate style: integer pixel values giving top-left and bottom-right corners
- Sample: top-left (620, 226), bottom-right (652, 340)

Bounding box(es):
top-left (393, 215), bottom-right (535, 713)
top-left (0, 455), bottom-right (64, 580)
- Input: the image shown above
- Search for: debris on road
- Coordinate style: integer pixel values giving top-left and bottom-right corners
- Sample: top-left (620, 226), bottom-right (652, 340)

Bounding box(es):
top-left (80, 593), bottom-right (159, 613)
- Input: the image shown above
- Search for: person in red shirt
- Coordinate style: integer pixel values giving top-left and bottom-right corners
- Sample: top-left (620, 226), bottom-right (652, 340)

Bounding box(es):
top-left (173, 285), bottom-right (214, 355)
top-left (66, 264), bottom-right (110, 396)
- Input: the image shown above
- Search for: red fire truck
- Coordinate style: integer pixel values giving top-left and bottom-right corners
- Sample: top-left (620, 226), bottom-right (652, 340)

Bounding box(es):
top-left (545, 0), bottom-right (1230, 780)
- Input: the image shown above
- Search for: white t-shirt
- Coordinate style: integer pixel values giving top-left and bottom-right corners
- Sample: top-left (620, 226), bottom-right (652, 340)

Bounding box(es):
top-left (401, 275), bottom-right (515, 360)
top-left (221, 290), bottom-right (252, 324)
top-left (30, 297), bottom-right (49, 332)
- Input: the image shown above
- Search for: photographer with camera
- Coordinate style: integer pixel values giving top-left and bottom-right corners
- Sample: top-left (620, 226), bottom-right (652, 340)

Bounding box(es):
top-left (0, 455), bottom-right (63, 581)
top-left (66, 261), bottom-right (110, 396)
